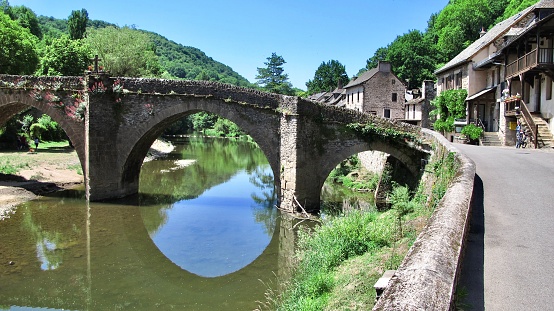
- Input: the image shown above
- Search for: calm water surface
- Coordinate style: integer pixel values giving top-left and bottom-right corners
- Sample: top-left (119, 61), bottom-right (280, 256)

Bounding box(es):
top-left (0, 136), bottom-right (370, 310)
top-left (0, 137), bottom-right (282, 311)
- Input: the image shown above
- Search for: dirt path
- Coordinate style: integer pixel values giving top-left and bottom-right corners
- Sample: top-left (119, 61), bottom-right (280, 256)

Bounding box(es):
top-left (0, 148), bottom-right (83, 220)
top-left (0, 139), bottom-right (174, 220)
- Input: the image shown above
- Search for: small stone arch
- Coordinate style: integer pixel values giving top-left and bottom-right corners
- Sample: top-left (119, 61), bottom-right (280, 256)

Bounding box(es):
top-left (315, 137), bottom-right (427, 208)
top-left (0, 90), bottom-right (86, 175)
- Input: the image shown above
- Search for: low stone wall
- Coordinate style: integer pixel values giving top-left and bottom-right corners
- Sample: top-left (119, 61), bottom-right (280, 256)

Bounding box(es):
top-left (373, 128), bottom-right (476, 310)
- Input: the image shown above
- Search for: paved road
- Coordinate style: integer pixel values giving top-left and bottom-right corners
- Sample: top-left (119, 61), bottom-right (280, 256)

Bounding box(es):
top-left (455, 144), bottom-right (554, 311)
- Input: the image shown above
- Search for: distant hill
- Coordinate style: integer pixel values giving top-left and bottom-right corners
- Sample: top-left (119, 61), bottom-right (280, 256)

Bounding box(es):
top-left (37, 15), bottom-right (253, 87)
top-left (145, 30), bottom-right (252, 87)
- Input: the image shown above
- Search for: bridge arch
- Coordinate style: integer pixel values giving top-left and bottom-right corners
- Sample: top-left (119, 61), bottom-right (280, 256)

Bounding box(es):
top-left (87, 92), bottom-right (281, 200)
top-left (0, 89), bottom-right (86, 173)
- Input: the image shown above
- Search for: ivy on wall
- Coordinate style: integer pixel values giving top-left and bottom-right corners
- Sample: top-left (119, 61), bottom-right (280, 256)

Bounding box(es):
top-left (430, 89), bottom-right (467, 133)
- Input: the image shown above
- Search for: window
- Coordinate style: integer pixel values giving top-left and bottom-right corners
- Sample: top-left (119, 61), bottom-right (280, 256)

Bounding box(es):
top-left (547, 76), bottom-right (552, 100)
top-left (412, 104), bottom-right (416, 119)
top-left (406, 105), bottom-right (410, 119)
top-left (392, 93), bottom-right (397, 102)
top-left (392, 79), bottom-right (395, 85)
top-left (455, 72), bottom-right (462, 89)
top-left (384, 109), bottom-right (391, 118)
top-left (357, 90), bottom-right (360, 102)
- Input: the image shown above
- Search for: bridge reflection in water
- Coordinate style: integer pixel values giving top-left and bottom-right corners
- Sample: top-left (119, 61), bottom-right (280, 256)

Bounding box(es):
top-left (0, 193), bottom-right (300, 310)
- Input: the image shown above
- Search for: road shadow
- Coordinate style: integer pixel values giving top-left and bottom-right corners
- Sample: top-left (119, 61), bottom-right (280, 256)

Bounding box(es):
top-left (457, 174), bottom-right (485, 310)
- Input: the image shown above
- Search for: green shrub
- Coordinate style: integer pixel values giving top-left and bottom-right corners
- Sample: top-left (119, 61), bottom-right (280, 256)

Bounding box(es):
top-left (461, 124), bottom-right (483, 141)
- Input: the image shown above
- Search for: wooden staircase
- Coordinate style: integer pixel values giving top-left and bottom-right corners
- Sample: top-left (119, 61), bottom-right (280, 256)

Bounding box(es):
top-left (521, 113), bottom-right (554, 149)
top-left (480, 132), bottom-right (502, 147)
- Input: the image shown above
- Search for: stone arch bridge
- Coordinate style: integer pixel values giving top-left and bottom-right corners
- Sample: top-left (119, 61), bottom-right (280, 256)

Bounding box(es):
top-left (0, 74), bottom-right (430, 212)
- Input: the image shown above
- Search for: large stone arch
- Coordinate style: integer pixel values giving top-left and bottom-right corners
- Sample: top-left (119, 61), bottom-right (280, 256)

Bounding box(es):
top-left (0, 89), bottom-right (86, 174)
top-left (285, 115), bottom-right (429, 212)
top-left (86, 91), bottom-right (281, 201)
top-left (121, 95), bottom-right (280, 191)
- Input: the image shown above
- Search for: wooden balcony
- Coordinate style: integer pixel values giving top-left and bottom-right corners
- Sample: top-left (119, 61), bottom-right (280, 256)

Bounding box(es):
top-left (504, 98), bottom-right (520, 117)
top-left (506, 48), bottom-right (554, 80)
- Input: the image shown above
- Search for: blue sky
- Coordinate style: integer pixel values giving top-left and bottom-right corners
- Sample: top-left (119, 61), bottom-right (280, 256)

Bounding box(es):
top-left (9, 0), bottom-right (449, 89)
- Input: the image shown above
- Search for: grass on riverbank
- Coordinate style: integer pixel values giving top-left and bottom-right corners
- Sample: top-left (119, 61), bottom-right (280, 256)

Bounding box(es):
top-left (260, 151), bottom-right (459, 311)
top-left (0, 140), bottom-right (75, 175)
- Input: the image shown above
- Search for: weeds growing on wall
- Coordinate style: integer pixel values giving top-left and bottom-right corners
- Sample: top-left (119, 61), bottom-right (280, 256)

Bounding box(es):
top-left (346, 122), bottom-right (419, 145)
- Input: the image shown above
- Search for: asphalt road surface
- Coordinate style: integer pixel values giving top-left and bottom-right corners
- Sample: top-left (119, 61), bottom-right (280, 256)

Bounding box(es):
top-left (455, 144), bottom-right (554, 311)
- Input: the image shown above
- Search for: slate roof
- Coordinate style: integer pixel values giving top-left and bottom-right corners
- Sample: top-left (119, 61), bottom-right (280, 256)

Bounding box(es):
top-left (435, 2), bottom-right (542, 74)
top-left (406, 97), bottom-right (425, 105)
top-left (344, 67), bottom-right (379, 88)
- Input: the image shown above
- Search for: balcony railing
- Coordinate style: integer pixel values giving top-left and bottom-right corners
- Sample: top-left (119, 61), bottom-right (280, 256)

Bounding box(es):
top-left (506, 48), bottom-right (554, 79)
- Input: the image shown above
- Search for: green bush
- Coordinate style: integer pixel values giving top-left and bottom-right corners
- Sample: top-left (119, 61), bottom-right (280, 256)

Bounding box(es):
top-left (431, 89), bottom-right (467, 133)
top-left (461, 124), bottom-right (483, 141)
top-left (29, 123), bottom-right (47, 139)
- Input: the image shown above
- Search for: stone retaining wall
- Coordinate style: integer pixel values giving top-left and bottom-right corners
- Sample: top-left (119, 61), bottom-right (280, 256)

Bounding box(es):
top-left (373, 128), bottom-right (476, 310)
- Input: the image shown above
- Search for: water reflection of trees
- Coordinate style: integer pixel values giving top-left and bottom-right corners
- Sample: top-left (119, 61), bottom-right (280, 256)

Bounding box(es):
top-left (18, 200), bottom-right (85, 272)
top-left (250, 165), bottom-right (278, 236)
top-left (140, 136), bottom-right (268, 204)
top-left (320, 182), bottom-right (376, 217)
top-left (140, 136), bottom-right (276, 236)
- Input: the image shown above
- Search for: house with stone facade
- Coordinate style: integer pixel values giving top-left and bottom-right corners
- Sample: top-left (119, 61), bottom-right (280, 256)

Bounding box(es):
top-left (309, 61), bottom-right (406, 120)
top-left (435, 0), bottom-right (554, 148)
top-left (341, 61), bottom-right (406, 120)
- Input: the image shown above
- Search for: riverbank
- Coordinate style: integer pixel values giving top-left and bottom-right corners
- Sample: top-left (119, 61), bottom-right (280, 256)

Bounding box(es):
top-left (0, 139), bottom-right (174, 220)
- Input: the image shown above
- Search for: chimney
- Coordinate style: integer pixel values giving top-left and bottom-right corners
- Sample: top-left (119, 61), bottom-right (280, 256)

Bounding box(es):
top-left (378, 61), bottom-right (391, 73)
top-left (479, 26), bottom-right (487, 37)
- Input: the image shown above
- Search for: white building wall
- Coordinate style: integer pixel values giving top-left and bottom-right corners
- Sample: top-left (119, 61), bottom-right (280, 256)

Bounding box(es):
top-left (345, 86), bottom-right (364, 112)
top-left (540, 76), bottom-right (554, 135)
top-left (405, 103), bottom-right (423, 121)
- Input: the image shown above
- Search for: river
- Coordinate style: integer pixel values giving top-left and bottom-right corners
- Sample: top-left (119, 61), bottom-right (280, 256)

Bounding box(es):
top-left (0, 136), bottom-right (368, 310)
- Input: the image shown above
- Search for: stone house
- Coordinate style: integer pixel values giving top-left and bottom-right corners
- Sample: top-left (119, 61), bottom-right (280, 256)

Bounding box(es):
top-left (341, 61), bottom-right (406, 120)
top-left (309, 61), bottom-right (406, 121)
top-left (435, 0), bottom-right (554, 148)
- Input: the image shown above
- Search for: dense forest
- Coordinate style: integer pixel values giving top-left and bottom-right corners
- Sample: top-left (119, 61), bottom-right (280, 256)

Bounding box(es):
top-left (0, 0), bottom-right (540, 93)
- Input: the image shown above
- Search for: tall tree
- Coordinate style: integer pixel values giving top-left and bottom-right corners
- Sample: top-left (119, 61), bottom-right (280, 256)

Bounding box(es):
top-left (306, 60), bottom-right (349, 95)
top-left (365, 47), bottom-right (389, 71)
top-left (255, 52), bottom-right (294, 95)
top-left (10, 5), bottom-right (41, 38)
top-left (0, 0), bottom-right (11, 17)
top-left (0, 11), bottom-right (38, 74)
top-left (86, 26), bottom-right (161, 77)
top-left (432, 0), bottom-right (507, 62)
top-left (37, 35), bottom-right (91, 76)
top-left (386, 30), bottom-right (438, 89)
top-left (494, 0), bottom-right (539, 24)
top-left (68, 9), bottom-right (88, 40)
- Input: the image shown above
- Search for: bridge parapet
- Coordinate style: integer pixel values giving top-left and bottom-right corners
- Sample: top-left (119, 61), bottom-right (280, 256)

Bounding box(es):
top-left (0, 74), bottom-right (85, 91)
top-left (373, 129), bottom-right (475, 310)
top-left (91, 76), bottom-right (284, 110)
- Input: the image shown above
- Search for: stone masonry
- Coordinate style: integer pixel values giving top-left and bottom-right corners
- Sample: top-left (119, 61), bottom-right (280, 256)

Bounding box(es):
top-left (0, 74), bottom-right (430, 213)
